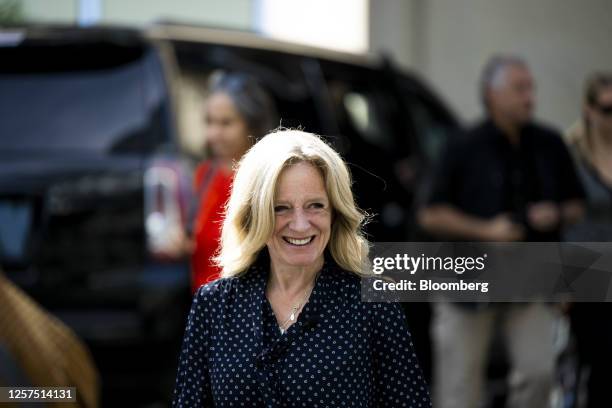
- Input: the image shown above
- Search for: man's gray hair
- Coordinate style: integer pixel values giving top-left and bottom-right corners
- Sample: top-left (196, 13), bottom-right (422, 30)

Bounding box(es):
top-left (480, 54), bottom-right (529, 108)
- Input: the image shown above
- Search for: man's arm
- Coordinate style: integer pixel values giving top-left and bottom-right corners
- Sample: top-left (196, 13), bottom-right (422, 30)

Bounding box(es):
top-left (417, 131), bottom-right (527, 242)
top-left (418, 204), bottom-right (525, 242)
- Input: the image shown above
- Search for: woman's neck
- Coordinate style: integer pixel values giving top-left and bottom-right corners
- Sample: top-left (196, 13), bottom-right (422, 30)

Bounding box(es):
top-left (267, 259), bottom-right (323, 296)
top-left (591, 127), bottom-right (612, 150)
top-left (217, 157), bottom-right (234, 173)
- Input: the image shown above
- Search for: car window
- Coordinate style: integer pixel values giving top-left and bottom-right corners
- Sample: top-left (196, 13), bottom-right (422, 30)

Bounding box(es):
top-left (398, 87), bottom-right (458, 168)
top-left (342, 90), bottom-right (394, 150)
top-left (0, 45), bottom-right (171, 153)
top-left (408, 98), bottom-right (454, 163)
top-left (391, 73), bottom-right (459, 166)
top-left (325, 77), bottom-right (402, 155)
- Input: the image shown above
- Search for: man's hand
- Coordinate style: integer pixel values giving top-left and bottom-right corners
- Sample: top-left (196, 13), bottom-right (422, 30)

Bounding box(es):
top-left (528, 201), bottom-right (561, 232)
top-left (485, 214), bottom-right (526, 241)
top-left (418, 205), bottom-right (525, 241)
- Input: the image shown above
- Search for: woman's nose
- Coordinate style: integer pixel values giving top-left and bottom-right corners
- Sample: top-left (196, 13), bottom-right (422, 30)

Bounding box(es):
top-left (207, 124), bottom-right (221, 142)
top-left (289, 209), bottom-right (310, 232)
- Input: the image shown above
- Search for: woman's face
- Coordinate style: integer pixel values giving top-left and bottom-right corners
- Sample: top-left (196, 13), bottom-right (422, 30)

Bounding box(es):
top-left (588, 86), bottom-right (612, 134)
top-left (267, 161), bottom-right (332, 273)
top-left (205, 92), bottom-right (251, 161)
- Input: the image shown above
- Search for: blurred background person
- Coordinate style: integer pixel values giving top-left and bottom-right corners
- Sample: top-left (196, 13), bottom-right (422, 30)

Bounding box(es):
top-left (189, 71), bottom-right (278, 293)
top-left (564, 72), bottom-right (612, 407)
top-left (565, 72), bottom-right (612, 240)
top-left (418, 55), bottom-right (585, 408)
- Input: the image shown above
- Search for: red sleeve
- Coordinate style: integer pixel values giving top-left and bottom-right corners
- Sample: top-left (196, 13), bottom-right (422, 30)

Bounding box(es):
top-left (191, 164), bottom-right (233, 293)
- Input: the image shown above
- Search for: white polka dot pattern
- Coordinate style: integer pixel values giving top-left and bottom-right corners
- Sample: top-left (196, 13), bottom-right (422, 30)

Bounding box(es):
top-left (172, 257), bottom-right (431, 407)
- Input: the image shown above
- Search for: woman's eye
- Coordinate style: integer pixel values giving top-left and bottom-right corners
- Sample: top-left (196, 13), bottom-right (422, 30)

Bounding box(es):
top-left (274, 205), bottom-right (289, 213)
top-left (310, 203), bottom-right (325, 209)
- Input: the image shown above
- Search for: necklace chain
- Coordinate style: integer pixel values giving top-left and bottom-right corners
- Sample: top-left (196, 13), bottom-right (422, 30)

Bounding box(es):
top-left (277, 272), bottom-right (319, 334)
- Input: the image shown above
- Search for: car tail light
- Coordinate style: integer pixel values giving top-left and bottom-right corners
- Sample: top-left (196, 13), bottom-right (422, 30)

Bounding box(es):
top-left (144, 160), bottom-right (191, 260)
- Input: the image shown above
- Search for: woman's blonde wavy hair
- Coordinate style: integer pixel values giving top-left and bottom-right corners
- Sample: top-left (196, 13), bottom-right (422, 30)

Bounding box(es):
top-left (567, 72), bottom-right (612, 164)
top-left (215, 129), bottom-right (369, 277)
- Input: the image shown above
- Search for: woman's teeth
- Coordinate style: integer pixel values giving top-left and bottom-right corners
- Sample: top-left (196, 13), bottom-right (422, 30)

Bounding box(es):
top-left (285, 236), bottom-right (313, 246)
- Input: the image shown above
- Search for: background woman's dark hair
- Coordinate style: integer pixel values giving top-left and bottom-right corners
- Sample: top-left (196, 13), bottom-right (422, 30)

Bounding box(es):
top-left (208, 71), bottom-right (279, 141)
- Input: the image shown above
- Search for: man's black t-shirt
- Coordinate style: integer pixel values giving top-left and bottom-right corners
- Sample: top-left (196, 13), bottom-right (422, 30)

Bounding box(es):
top-left (427, 120), bottom-right (585, 241)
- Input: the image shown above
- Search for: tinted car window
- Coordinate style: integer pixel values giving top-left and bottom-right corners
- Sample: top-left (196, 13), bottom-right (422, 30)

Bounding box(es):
top-left (0, 44), bottom-right (171, 153)
top-left (408, 95), bottom-right (457, 164)
top-left (396, 75), bottom-right (459, 166)
top-left (342, 90), bottom-right (394, 150)
top-left (320, 59), bottom-right (412, 157)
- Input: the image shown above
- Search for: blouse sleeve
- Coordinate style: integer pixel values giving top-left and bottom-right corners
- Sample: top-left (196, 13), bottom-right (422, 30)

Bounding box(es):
top-left (371, 302), bottom-right (432, 408)
top-left (172, 285), bottom-right (213, 407)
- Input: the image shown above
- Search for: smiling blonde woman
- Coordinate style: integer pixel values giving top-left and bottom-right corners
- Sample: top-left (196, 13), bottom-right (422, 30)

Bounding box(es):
top-left (173, 129), bottom-right (431, 408)
top-left (217, 129), bottom-right (368, 277)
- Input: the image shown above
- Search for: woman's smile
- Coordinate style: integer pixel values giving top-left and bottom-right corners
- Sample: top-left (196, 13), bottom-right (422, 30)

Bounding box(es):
top-left (283, 236), bottom-right (315, 246)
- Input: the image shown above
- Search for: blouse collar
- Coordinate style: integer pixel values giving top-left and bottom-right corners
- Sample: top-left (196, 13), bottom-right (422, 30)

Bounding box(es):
top-left (240, 251), bottom-right (340, 359)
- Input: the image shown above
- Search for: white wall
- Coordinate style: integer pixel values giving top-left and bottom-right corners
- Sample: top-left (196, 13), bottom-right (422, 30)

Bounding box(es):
top-left (18, 0), bottom-right (252, 29)
top-left (102, 0), bottom-right (251, 28)
top-left (369, 0), bottom-right (415, 68)
top-left (255, 0), bottom-right (369, 53)
top-left (371, 0), bottom-right (612, 130)
top-left (20, 0), bottom-right (77, 23)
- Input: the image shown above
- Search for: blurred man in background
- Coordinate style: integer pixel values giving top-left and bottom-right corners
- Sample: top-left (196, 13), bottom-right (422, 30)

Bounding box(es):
top-left (418, 55), bottom-right (585, 408)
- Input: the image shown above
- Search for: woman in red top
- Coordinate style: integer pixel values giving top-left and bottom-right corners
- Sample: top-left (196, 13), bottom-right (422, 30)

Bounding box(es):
top-left (191, 72), bottom-right (278, 292)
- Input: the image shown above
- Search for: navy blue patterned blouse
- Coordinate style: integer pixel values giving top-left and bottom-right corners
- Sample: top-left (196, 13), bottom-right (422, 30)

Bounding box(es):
top-left (172, 256), bottom-right (431, 407)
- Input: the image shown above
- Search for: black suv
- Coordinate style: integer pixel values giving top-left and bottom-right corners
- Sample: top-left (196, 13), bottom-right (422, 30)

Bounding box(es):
top-left (0, 24), bottom-right (458, 405)
top-left (0, 26), bottom-right (192, 405)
